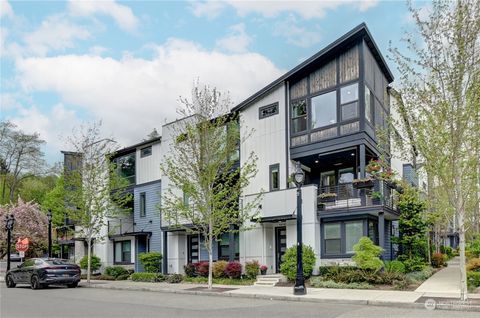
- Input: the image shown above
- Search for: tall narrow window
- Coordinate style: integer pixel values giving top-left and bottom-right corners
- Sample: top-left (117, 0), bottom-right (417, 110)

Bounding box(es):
top-left (140, 192), bottom-right (146, 217)
top-left (365, 86), bottom-right (373, 124)
top-left (291, 100), bottom-right (307, 133)
top-left (345, 221), bottom-right (363, 253)
top-left (269, 164), bottom-right (280, 191)
top-left (311, 91), bottom-right (337, 129)
top-left (340, 83), bottom-right (359, 121)
top-left (324, 223), bottom-right (341, 255)
top-left (183, 191), bottom-right (190, 207)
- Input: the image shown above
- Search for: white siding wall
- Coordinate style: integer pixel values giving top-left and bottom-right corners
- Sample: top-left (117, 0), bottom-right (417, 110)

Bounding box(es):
top-left (136, 141), bottom-right (162, 185)
top-left (240, 84), bottom-right (288, 196)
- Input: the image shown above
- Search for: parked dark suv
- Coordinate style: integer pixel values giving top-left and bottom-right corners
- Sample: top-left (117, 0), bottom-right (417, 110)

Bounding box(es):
top-left (5, 258), bottom-right (81, 289)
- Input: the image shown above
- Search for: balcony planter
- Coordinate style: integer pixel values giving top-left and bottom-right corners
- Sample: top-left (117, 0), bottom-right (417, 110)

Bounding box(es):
top-left (352, 178), bottom-right (374, 189)
top-left (318, 203), bottom-right (326, 211)
top-left (385, 180), bottom-right (396, 189)
top-left (366, 160), bottom-right (382, 174)
top-left (395, 184), bottom-right (405, 194)
top-left (318, 193), bottom-right (337, 203)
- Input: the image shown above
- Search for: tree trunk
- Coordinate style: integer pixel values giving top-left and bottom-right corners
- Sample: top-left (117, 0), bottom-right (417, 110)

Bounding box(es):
top-left (208, 229), bottom-right (213, 290)
top-left (455, 174), bottom-right (468, 301)
top-left (87, 238), bottom-right (92, 285)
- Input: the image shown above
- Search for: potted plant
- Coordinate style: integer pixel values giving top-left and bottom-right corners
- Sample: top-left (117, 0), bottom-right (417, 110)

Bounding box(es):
top-left (365, 159), bottom-right (382, 173)
top-left (318, 192), bottom-right (337, 203)
top-left (370, 191), bottom-right (382, 204)
top-left (260, 265), bottom-right (268, 275)
top-left (352, 177), bottom-right (374, 189)
top-left (318, 202), bottom-right (326, 211)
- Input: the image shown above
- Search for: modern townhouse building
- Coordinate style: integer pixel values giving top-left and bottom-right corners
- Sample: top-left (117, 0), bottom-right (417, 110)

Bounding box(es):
top-left (61, 137), bottom-right (163, 272)
top-left (160, 23), bottom-right (409, 275)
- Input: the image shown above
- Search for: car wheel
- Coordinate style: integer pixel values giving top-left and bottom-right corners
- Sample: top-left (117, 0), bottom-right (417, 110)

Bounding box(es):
top-left (67, 282), bottom-right (78, 288)
top-left (5, 274), bottom-right (16, 288)
top-left (30, 275), bottom-right (42, 290)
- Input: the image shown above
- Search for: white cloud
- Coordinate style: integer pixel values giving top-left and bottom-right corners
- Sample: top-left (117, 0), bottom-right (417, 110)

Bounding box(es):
top-left (190, 0), bottom-right (226, 19)
top-left (191, 0), bottom-right (379, 19)
top-left (274, 15), bottom-right (321, 48)
top-left (1, 0), bottom-right (14, 19)
top-left (216, 23), bottom-right (252, 53)
top-left (68, 0), bottom-right (138, 32)
top-left (23, 14), bottom-right (90, 56)
top-left (15, 38), bottom-right (283, 148)
top-left (9, 103), bottom-right (80, 152)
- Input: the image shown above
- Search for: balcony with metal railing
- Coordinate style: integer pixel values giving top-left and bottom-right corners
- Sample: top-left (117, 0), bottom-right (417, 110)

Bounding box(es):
top-left (108, 216), bottom-right (134, 237)
top-left (317, 179), bottom-right (397, 213)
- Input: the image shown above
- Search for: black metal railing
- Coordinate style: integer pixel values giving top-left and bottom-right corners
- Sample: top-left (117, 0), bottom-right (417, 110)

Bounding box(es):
top-left (317, 180), bottom-right (396, 212)
top-left (108, 217), bottom-right (134, 237)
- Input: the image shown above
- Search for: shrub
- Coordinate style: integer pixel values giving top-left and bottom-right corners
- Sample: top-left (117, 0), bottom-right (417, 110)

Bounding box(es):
top-left (79, 255), bottom-right (101, 273)
top-left (318, 266), bottom-right (357, 276)
top-left (245, 260), bottom-right (260, 279)
top-left (166, 274), bottom-right (183, 284)
top-left (184, 263), bottom-right (196, 277)
top-left (104, 266), bottom-right (129, 278)
top-left (406, 266), bottom-right (435, 283)
top-left (195, 262), bottom-right (210, 277)
top-left (213, 261), bottom-right (228, 278)
top-left (466, 238), bottom-right (480, 258)
top-left (280, 245), bottom-right (316, 281)
top-left (466, 258), bottom-right (480, 272)
top-left (138, 252), bottom-right (162, 273)
top-left (352, 237), bottom-right (383, 272)
top-left (310, 277), bottom-right (372, 289)
top-left (440, 246), bottom-right (453, 259)
top-left (224, 261), bottom-right (242, 279)
top-left (467, 271), bottom-right (480, 290)
top-left (431, 252), bottom-right (445, 268)
top-left (400, 256), bottom-right (427, 272)
top-left (115, 273), bottom-right (130, 280)
top-left (384, 260), bottom-right (406, 274)
top-left (130, 272), bottom-right (164, 282)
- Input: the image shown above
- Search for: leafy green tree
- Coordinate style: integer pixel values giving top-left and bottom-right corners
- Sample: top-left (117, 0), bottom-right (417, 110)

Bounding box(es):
top-left (42, 175), bottom-right (68, 226)
top-left (352, 237), bottom-right (384, 272)
top-left (390, 0), bottom-right (480, 299)
top-left (64, 122), bottom-right (132, 284)
top-left (393, 186), bottom-right (429, 261)
top-left (161, 83), bottom-right (260, 289)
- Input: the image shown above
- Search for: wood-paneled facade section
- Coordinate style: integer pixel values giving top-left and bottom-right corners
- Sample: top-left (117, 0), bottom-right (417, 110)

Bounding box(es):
top-left (290, 44), bottom-right (361, 148)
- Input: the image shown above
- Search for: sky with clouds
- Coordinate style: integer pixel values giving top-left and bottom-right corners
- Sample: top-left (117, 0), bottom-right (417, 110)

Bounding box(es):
top-left (0, 0), bottom-right (426, 165)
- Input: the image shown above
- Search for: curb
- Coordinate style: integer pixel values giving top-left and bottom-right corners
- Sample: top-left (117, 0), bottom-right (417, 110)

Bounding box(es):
top-left (81, 283), bottom-right (480, 312)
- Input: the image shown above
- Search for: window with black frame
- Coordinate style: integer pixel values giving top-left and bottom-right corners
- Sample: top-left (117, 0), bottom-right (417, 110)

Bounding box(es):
top-left (311, 90), bottom-right (337, 129)
top-left (115, 241), bottom-right (131, 264)
top-left (340, 83), bottom-right (359, 121)
top-left (291, 99), bottom-right (307, 133)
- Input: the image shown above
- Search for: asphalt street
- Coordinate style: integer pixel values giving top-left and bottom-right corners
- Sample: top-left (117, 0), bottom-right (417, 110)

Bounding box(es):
top-left (1, 284), bottom-right (478, 318)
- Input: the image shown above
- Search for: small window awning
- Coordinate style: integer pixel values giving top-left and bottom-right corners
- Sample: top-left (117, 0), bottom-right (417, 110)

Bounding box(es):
top-left (253, 214), bottom-right (296, 223)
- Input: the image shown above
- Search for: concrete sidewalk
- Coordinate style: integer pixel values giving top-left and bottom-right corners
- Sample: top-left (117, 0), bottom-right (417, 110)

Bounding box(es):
top-left (77, 279), bottom-right (480, 311)
top-left (415, 257), bottom-right (461, 297)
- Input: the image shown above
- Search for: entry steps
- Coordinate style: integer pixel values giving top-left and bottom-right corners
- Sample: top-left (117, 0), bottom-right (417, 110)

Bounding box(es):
top-left (254, 274), bottom-right (287, 287)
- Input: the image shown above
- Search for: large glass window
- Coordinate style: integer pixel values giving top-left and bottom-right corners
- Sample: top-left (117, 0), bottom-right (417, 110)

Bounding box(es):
top-left (345, 221), bottom-right (363, 253)
top-left (311, 91), bottom-right (337, 129)
top-left (115, 241), bottom-right (131, 263)
top-left (291, 100), bottom-right (307, 133)
top-left (324, 223), bottom-right (341, 254)
top-left (114, 153), bottom-right (135, 184)
top-left (218, 232), bottom-right (240, 260)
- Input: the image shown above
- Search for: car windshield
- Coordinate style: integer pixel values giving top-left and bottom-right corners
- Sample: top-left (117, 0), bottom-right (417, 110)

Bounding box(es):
top-left (44, 259), bottom-right (72, 265)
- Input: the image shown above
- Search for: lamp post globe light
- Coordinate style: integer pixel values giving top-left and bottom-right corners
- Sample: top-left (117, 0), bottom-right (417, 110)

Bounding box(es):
top-left (47, 209), bottom-right (52, 258)
top-left (293, 161), bottom-right (306, 295)
top-left (4, 214), bottom-right (15, 271)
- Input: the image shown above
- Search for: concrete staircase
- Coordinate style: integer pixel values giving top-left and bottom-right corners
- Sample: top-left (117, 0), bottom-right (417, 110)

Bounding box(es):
top-left (254, 274), bottom-right (286, 287)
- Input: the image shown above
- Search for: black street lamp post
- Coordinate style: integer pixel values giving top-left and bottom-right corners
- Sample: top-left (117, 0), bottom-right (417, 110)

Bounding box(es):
top-left (293, 161), bottom-right (306, 295)
top-left (4, 214), bottom-right (15, 271)
top-left (47, 210), bottom-right (52, 258)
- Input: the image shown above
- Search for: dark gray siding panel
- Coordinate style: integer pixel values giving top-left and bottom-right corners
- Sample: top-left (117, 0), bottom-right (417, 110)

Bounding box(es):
top-left (384, 220), bottom-right (392, 261)
top-left (134, 181), bottom-right (162, 271)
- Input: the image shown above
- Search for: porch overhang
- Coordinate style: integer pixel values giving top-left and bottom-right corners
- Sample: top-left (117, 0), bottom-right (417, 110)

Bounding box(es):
top-left (318, 206), bottom-right (399, 221)
top-left (109, 231), bottom-right (152, 239)
top-left (253, 214), bottom-right (296, 223)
